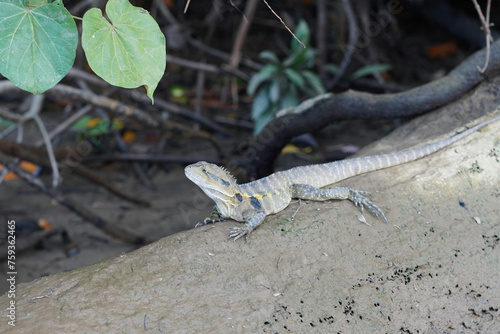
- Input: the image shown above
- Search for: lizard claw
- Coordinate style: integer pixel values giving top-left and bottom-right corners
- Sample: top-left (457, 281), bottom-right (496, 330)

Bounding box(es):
top-left (228, 227), bottom-right (251, 241)
top-left (195, 217), bottom-right (222, 228)
top-left (348, 189), bottom-right (387, 222)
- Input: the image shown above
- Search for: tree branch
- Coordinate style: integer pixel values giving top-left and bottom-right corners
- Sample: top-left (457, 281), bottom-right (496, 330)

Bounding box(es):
top-left (243, 39), bottom-right (500, 178)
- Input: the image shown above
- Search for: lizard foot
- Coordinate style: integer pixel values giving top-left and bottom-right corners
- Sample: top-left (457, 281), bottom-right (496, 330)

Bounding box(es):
top-left (348, 189), bottom-right (387, 222)
top-left (195, 217), bottom-right (223, 228)
top-left (228, 227), bottom-right (251, 241)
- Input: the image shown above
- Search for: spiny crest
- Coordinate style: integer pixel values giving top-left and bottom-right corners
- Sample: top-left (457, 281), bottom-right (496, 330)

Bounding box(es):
top-left (217, 165), bottom-right (238, 183)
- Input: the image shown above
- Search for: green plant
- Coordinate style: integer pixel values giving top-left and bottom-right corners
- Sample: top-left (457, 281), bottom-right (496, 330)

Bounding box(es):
top-left (326, 63), bottom-right (392, 81)
top-left (247, 20), bottom-right (325, 135)
top-left (0, 0), bottom-right (166, 102)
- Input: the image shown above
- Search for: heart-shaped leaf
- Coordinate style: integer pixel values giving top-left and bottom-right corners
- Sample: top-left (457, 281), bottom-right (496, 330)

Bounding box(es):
top-left (0, 0), bottom-right (77, 94)
top-left (82, 0), bottom-right (166, 103)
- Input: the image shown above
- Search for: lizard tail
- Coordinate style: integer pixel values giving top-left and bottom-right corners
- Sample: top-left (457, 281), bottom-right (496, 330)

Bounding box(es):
top-left (311, 114), bottom-right (500, 188)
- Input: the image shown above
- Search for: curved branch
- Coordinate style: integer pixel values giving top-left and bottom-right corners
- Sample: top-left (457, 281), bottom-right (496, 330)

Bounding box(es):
top-left (326, 0), bottom-right (358, 90)
top-left (244, 39), bottom-right (500, 178)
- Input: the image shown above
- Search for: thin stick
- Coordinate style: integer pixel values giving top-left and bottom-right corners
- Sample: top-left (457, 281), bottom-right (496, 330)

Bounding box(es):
top-left (262, 0), bottom-right (306, 49)
top-left (184, 0), bottom-right (191, 13)
top-left (33, 113), bottom-right (60, 187)
top-left (316, 0), bottom-right (327, 77)
top-left (472, 0), bottom-right (492, 72)
top-left (229, 0), bottom-right (259, 69)
top-left (186, 36), bottom-right (262, 70)
top-left (34, 104), bottom-right (91, 147)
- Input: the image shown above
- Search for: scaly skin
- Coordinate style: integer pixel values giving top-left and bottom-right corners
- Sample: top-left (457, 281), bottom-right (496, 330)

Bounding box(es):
top-left (185, 115), bottom-right (500, 241)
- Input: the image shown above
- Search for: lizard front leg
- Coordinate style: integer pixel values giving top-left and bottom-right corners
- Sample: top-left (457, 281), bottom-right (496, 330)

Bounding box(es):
top-left (228, 211), bottom-right (266, 241)
top-left (291, 184), bottom-right (387, 222)
top-left (195, 205), bottom-right (224, 227)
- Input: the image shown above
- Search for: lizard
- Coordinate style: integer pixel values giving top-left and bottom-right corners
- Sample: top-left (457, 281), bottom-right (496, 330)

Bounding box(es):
top-left (185, 115), bottom-right (500, 241)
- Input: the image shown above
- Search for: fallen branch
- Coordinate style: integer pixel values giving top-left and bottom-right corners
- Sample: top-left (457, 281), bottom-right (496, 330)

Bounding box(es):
top-left (0, 81), bottom-right (158, 127)
top-left (82, 153), bottom-right (220, 164)
top-left (0, 139), bottom-right (151, 207)
top-left (0, 153), bottom-right (150, 244)
top-left (244, 39), bottom-right (500, 178)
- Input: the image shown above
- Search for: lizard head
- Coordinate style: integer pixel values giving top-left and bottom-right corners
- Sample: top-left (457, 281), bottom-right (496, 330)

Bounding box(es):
top-left (185, 161), bottom-right (238, 204)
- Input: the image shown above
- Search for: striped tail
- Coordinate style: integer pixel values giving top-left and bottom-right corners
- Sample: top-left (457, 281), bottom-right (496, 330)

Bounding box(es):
top-left (308, 115), bottom-right (500, 188)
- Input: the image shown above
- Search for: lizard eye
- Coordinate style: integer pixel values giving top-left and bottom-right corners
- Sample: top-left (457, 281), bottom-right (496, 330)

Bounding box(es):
top-left (201, 167), bottom-right (207, 173)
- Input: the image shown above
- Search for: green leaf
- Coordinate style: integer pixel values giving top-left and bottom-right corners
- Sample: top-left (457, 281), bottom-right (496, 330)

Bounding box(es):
top-left (325, 64), bottom-right (340, 75)
top-left (290, 19), bottom-right (310, 52)
top-left (82, 0), bottom-right (166, 103)
top-left (85, 119), bottom-right (120, 137)
top-left (0, 117), bottom-right (15, 128)
top-left (72, 116), bottom-right (121, 137)
top-left (0, 0), bottom-right (77, 94)
top-left (283, 48), bottom-right (305, 69)
top-left (280, 86), bottom-right (299, 109)
top-left (302, 70), bottom-right (325, 95)
top-left (253, 109), bottom-right (275, 135)
top-left (258, 50), bottom-right (279, 64)
top-left (71, 115), bottom-right (93, 131)
top-left (284, 68), bottom-right (305, 90)
top-left (301, 48), bottom-right (317, 69)
top-left (251, 85), bottom-right (271, 120)
top-left (247, 64), bottom-right (278, 96)
top-left (350, 64), bottom-right (392, 80)
top-left (268, 78), bottom-right (280, 103)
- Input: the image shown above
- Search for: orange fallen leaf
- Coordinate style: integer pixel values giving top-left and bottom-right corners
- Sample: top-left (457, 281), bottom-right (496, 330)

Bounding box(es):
top-left (0, 161), bottom-right (39, 181)
top-left (426, 41), bottom-right (457, 59)
top-left (122, 130), bottom-right (137, 143)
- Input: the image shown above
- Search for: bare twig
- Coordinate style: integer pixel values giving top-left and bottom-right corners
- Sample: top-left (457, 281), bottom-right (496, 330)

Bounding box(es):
top-left (1, 94), bottom-right (61, 187)
top-left (26, 95), bottom-right (60, 187)
top-left (0, 139), bottom-right (151, 207)
top-left (316, 0), bottom-right (328, 77)
top-left (126, 90), bottom-right (230, 135)
top-left (229, 0), bottom-right (259, 69)
top-left (34, 105), bottom-right (90, 147)
top-left (327, 0), bottom-right (358, 90)
top-left (0, 81), bottom-right (159, 127)
top-left (184, 0), bottom-right (191, 13)
top-left (33, 111), bottom-right (60, 187)
top-left (186, 36), bottom-right (262, 70)
top-left (68, 68), bottom-right (108, 86)
top-left (82, 154), bottom-right (220, 164)
top-left (165, 54), bottom-right (249, 80)
top-left (262, 0), bottom-right (305, 48)
top-left (472, 0), bottom-right (493, 72)
top-left (66, 69), bottom-right (230, 135)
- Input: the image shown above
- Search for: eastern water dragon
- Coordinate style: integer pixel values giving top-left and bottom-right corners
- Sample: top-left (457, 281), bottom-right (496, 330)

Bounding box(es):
top-left (185, 115), bottom-right (500, 241)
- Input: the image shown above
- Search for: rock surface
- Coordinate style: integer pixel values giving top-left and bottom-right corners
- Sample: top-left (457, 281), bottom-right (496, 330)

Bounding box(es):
top-left (2, 96), bottom-right (500, 333)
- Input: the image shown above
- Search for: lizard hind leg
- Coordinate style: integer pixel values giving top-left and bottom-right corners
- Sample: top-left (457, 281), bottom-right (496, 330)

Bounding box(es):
top-left (291, 184), bottom-right (387, 222)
